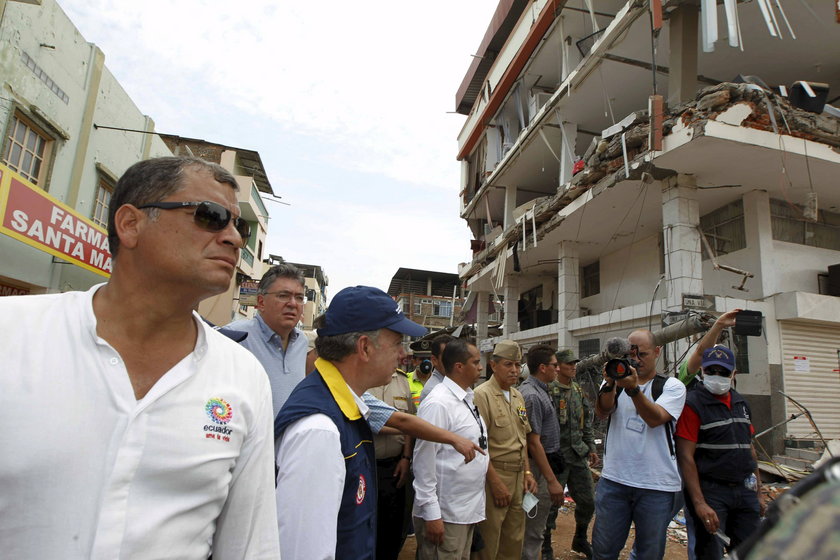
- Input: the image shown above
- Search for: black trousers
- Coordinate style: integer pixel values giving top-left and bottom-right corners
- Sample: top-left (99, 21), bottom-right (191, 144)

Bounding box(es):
top-left (686, 478), bottom-right (760, 560)
top-left (376, 456), bottom-right (410, 560)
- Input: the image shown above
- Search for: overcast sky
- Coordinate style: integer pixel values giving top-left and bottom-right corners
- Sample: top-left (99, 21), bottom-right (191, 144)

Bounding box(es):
top-left (60, 0), bottom-right (499, 298)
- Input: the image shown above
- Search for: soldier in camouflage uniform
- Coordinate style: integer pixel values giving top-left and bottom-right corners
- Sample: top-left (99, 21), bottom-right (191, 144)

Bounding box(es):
top-left (542, 349), bottom-right (598, 560)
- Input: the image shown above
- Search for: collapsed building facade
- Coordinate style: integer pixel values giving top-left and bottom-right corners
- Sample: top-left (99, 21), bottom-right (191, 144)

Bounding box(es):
top-left (455, 0), bottom-right (840, 456)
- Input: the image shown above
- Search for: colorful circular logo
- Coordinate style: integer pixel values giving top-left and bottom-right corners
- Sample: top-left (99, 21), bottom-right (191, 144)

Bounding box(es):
top-left (206, 398), bottom-right (233, 424)
top-left (355, 474), bottom-right (367, 505)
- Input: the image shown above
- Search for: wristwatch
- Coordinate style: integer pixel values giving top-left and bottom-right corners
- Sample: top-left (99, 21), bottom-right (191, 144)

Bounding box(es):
top-left (625, 385), bottom-right (641, 397)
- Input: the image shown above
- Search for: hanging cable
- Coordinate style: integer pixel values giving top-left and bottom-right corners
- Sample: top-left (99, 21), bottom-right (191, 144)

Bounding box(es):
top-left (648, 5), bottom-right (659, 95)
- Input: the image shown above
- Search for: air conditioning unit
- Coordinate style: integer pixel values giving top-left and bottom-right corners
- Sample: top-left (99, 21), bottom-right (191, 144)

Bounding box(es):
top-left (579, 307), bottom-right (591, 317)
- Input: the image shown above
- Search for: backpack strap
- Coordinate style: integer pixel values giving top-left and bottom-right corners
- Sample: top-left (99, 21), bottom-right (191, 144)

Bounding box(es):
top-left (652, 375), bottom-right (676, 459)
top-left (607, 374), bottom-right (675, 459)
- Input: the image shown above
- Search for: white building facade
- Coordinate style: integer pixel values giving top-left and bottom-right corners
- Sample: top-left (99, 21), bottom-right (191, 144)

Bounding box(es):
top-left (455, 0), bottom-right (840, 454)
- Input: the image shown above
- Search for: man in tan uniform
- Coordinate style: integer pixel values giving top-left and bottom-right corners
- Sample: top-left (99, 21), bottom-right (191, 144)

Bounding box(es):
top-left (369, 368), bottom-right (416, 560)
top-left (474, 340), bottom-right (538, 559)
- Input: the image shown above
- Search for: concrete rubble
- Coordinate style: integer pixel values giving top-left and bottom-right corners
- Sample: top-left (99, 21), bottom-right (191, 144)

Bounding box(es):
top-left (462, 82), bottom-right (840, 282)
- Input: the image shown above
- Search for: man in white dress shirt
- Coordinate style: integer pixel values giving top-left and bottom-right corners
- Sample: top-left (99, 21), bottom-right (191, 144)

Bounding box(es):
top-left (413, 338), bottom-right (491, 560)
top-left (0, 157), bottom-right (280, 559)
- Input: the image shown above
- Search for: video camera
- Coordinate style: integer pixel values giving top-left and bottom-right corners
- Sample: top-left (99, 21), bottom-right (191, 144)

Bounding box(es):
top-left (418, 359), bottom-right (433, 375)
top-left (576, 336), bottom-right (639, 379)
top-left (600, 337), bottom-right (640, 380)
top-left (604, 357), bottom-right (639, 379)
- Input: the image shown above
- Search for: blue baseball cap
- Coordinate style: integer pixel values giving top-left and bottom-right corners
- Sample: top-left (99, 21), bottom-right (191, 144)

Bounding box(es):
top-left (317, 286), bottom-right (427, 337)
top-left (701, 346), bottom-right (736, 372)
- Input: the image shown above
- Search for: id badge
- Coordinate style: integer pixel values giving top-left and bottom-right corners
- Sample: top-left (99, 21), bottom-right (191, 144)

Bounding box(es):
top-left (626, 416), bottom-right (645, 433)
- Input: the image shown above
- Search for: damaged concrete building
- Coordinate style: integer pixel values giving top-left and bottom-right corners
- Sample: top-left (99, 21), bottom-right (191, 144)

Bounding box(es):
top-left (454, 0), bottom-right (840, 457)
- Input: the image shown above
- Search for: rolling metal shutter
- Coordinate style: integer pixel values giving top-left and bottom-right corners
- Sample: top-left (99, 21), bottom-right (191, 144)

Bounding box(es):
top-left (779, 321), bottom-right (840, 439)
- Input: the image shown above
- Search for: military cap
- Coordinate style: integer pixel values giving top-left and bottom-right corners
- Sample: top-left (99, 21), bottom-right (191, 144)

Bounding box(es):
top-left (493, 339), bottom-right (522, 362)
top-left (556, 349), bottom-right (580, 363)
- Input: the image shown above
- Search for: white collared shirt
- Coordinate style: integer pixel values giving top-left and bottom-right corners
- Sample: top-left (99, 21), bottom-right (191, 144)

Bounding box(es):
top-left (412, 377), bottom-right (489, 524)
top-left (0, 286), bottom-right (280, 559)
top-left (276, 380), bottom-right (370, 560)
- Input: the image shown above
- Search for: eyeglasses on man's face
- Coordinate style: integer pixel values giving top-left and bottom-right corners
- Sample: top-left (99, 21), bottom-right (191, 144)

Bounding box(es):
top-left (263, 291), bottom-right (305, 305)
top-left (138, 200), bottom-right (251, 248)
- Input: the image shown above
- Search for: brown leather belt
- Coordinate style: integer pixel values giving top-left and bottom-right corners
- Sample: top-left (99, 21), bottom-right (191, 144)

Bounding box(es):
top-left (491, 459), bottom-right (524, 472)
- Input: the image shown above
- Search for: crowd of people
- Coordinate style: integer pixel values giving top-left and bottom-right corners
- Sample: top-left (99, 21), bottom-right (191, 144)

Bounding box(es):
top-left (0, 156), bottom-right (768, 560)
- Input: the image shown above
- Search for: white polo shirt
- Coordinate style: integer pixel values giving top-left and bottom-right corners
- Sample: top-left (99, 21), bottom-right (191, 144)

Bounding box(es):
top-left (0, 285), bottom-right (280, 559)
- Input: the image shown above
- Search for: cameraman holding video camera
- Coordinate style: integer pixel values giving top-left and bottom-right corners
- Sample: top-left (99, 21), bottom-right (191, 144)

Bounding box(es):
top-left (592, 330), bottom-right (687, 560)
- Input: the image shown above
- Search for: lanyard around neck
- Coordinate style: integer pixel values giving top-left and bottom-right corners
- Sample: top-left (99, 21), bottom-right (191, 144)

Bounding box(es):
top-left (463, 400), bottom-right (487, 450)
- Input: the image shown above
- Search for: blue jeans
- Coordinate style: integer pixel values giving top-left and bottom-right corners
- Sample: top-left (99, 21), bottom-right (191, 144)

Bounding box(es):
top-left (592, 478), bottom-right (675, 560)
top-left (628, 491), bottom-right (696, 560)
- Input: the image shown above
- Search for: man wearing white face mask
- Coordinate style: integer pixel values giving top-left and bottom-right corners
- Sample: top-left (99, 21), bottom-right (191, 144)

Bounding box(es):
top-left (675, 346), bottom-right (764, 560)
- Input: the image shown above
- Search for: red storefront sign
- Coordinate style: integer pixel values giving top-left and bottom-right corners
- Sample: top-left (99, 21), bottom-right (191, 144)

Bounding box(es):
top-left (0, 282), bottom-right (30, 296)
top-left (0, 164), bottom-right (112, 277)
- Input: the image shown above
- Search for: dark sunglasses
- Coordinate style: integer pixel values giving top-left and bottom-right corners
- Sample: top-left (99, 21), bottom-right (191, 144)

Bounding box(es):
top-left (138, 201), bottom-right (251, 247)
top-left (703, 366), bottom-right (733, 377)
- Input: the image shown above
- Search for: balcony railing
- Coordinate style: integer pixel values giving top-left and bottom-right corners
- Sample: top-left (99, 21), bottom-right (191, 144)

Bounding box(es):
top-left (240, 247), bottom-right (254, 267)
top-left (252, 183), bottom-right (268, 219)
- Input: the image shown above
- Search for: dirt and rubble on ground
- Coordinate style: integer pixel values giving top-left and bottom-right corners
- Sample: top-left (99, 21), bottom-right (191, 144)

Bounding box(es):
top-left (399, 479), bottom-right (798, 560)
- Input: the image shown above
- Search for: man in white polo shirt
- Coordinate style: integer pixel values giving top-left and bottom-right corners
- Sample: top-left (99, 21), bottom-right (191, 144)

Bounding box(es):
top-left (0, 157), bottom-right (279, 559)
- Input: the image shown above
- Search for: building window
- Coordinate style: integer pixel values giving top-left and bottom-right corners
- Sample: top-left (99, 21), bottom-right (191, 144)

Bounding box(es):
top-left (3, 113), bottom-right (52, 186)
top-left (434, 300), bottom-right (453, 318)
top-left (700, 200), bottom-right (746, 258)
top-left (733, 334), bottom-right (749, 374)
top-left (581, 261), bottom-right (600, 298)
top-left (770, 198), bottom-right (840, 251)
top-left (91, 177), bottom-right (113, 227)
top-left (578, 338), bottom-right (600, 360)
top-left (414, 301), bottom-right (421, 316)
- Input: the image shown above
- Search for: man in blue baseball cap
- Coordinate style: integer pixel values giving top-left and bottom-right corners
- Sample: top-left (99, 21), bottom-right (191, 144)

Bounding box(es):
top-left (675, 345), bottom-right (764, 559)
top-left (274, 286), bottom-right (427, 560)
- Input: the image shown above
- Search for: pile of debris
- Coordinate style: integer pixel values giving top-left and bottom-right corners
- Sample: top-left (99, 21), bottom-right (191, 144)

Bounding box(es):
top-left (460, 81), bottom-right (840, 281)
top-left (570, 81), bottom-right (840, 191)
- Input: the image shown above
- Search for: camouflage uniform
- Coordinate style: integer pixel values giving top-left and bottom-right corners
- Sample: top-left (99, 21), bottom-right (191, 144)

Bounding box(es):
top-left (542, 371), bottom-right (596, 558)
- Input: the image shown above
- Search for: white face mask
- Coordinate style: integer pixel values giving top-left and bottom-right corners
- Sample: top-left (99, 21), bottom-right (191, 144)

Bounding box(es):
top-left (703, 374), bottom-right (732, 395)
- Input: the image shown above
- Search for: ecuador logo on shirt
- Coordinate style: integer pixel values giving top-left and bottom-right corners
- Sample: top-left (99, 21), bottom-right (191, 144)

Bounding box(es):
top-left (203, 397), bottom-right (234, 442)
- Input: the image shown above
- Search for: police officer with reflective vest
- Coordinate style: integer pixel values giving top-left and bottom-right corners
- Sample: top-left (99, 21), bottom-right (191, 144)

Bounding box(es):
top-left (675, 346), bottom-right (765, 560)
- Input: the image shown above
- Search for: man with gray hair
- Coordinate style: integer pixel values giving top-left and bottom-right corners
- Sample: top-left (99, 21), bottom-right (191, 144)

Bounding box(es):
top-left (0, 157), bottom-right (279, 558)
top-left (226, 263), bottom-right (309, 414)
top-left (274, 285), bottom-right (427, 560)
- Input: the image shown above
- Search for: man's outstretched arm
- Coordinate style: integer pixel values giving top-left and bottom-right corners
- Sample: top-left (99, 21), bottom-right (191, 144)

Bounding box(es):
top-left (385, 410), bottom-right (484, 463)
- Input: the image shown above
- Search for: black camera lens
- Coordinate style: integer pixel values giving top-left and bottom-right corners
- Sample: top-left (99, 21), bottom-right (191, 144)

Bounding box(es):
top-left (605, 358), bottom-right (633, 380)
top-left (419, 359), bottom-right (433, 375)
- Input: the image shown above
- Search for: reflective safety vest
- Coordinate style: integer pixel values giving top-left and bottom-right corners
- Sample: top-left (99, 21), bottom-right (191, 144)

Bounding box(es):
top-left (685, 385), bottom-right (756, 483)
top-left (407, 370), bottom-right (424, 408)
